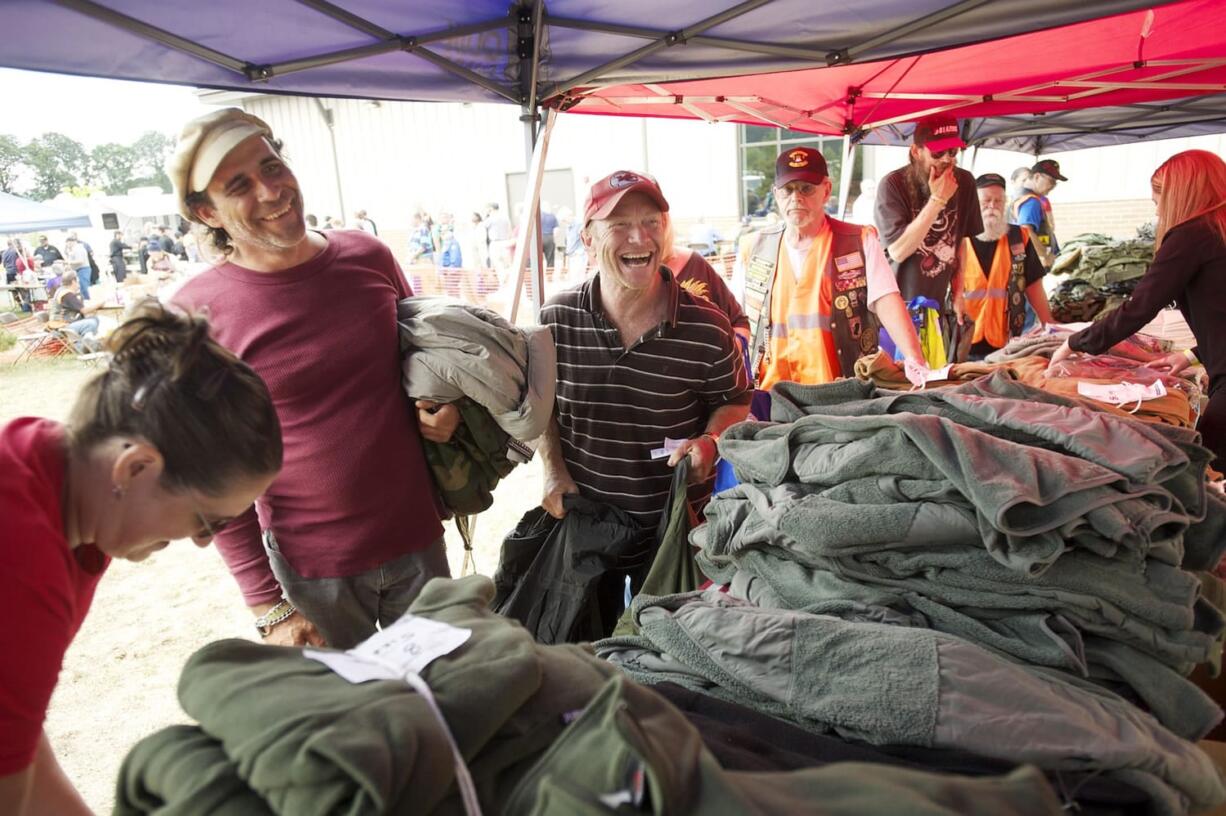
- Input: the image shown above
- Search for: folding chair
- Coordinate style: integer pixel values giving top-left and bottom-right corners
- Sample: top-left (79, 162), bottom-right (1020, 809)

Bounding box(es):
top-left (55, 327), bottom-right (106, 364)
top-left (11, 329), bottom-right (70, 366)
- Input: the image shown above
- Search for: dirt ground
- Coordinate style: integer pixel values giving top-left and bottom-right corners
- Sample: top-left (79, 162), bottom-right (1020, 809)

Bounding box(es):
top-left (0, 348), bottom-right (541, 813)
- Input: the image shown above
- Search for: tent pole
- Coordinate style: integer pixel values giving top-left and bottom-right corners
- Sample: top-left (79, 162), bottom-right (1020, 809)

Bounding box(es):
top-left (836, 135), bottom-right (853, 219)
top-left (509, 107), bottom-right (556, 324)
top-left (508, 0), bottom-right (551, 324)
top-left (313, 98), bottom-right (347, 221)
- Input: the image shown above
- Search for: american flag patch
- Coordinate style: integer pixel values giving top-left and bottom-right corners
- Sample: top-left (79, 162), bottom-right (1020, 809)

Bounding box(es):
top-left (834, 252), bottom-right (864, 271)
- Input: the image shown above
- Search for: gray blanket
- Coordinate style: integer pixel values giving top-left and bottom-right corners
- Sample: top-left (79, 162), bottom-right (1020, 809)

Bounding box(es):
top-left (595, 590), bottom-right (1225, 816)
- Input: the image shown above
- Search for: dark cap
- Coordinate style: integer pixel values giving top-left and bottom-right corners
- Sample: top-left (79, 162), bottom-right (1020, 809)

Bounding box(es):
top-left (1030, 159), bottom-right (1067, 181)
top-left (775, 147), bottom-right (828, 187)
top-left (975, 173), bottom-right (1007, 190)
top-left (913, 115), bottom-right (965, 153)
top-left (583, 170), bottom-right (669, 224)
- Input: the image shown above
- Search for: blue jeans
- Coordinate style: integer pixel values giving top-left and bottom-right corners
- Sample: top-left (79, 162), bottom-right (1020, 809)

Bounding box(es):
top-left (66, 318), bottom-right (99, 351)
top-left (263, 530), bottom-right (451, 649)
top-left (75, 267), bottom-right (92, 300)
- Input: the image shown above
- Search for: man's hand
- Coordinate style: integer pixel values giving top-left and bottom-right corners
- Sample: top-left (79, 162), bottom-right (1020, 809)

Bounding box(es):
top-left (928, 165), bottom-right (957, 203)
top-left (952, 290), bottom-right (967, 326)
top-left (250, 603), bottom-right (327, 647)
top-left (416, 400), bottom-right (461, 443)
top-left (669, 434), bottom-right (719, 485)
top-left (541, 469), bottom-right (579, 519)
top-left (1045, 339), bottom-right (1074, 374)
top-left (903, 357), bottom-right (930, 388)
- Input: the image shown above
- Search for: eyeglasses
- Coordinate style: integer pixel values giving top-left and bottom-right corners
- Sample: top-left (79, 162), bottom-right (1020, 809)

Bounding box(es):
top-left (775, 182), bottom-right (819, 198)
top-left (193, 508), bottom-right (236, 539)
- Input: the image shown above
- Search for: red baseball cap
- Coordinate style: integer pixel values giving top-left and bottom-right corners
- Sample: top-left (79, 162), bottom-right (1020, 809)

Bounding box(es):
top-left (775, 147), bottom-right (829, 187)
top-left (913, 115), bottom-right (966, 153)
top-left (583, 170), bottom-right (669, 225)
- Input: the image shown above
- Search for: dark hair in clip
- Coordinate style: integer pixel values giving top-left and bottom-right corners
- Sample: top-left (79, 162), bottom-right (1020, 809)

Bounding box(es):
top-left (68, 298), bottom-right (282, 496)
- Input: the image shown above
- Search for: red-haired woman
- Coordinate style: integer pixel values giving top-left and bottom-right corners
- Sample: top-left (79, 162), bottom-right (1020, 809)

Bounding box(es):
top-left (1050, 149), bottom-right (1226, 465)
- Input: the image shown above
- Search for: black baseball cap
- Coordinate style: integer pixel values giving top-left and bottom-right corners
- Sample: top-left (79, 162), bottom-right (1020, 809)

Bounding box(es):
top-left (1030, 159), bottom-right (1067, 181)
top-left (775, 147), bottom-right (829, 186)
top-left (975, 173), bottom-right (1007, 190)
top-left (913, 115), bottom-right (965, 153)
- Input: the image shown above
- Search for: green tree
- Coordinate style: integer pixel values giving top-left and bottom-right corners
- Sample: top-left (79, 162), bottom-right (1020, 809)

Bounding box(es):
top-left (89, 142), bottom-right (139, 194)
top-left (129, 130), bottom-right (174, 191)
top-left (0, 134), bottom-right (23, 194)
top-left (24, 132), bottom-right (89, 200)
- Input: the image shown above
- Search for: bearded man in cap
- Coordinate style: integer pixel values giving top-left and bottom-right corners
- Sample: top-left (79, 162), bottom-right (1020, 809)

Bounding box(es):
top-left (875, 116), bottom-right (983, 364)
top-left (960, 173), bottom-right (1054, 360)
top-left (742, 146), bottom-right (925, 405)
top-left (1011, 158), bottom-right (1067, 269)
top-left (168, 108), bottom-right (459, 649)
top-left (538, 170), bottom-right (751, 526)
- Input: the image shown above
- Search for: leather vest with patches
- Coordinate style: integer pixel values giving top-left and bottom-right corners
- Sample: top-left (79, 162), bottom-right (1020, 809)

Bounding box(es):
top-left (745, 218), bottom-right (878, 384)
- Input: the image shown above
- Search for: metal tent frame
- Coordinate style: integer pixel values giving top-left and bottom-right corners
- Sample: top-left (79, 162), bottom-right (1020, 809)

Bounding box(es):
top-left (3, 0), bottom-right (1183, 315)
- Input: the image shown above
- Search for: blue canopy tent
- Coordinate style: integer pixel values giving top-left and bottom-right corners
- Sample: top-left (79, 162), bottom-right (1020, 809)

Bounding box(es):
top-left (0, 0), bottom-right (1191, 312)
top-left (0, 191), bottom-right (92, 234)
top-left (3, 1), bottom-right (1177, 106)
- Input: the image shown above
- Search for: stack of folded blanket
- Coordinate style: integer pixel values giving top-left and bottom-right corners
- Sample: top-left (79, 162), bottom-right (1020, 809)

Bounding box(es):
top-left (596, 374), bottom-right (1226, 815)
top-left (115, 576), bottom-right (1075, 816)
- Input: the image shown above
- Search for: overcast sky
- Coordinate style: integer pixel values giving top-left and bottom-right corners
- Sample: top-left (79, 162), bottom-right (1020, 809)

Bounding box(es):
top-left (1, 68), bottom-right (214, 145)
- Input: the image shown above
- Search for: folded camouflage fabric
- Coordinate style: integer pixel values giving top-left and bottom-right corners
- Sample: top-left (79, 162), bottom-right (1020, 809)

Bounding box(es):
top-left (1049, 279), bottom-right (1107, 323)
top-left (421, 397), bottom-right (518, 515)
top-left (398, 295), bottom-right (556, 442)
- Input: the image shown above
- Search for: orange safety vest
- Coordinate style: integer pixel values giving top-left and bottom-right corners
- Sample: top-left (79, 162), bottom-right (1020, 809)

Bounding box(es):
top-left (961, 225), bottom-right (1030, 349)
top-left (746, 219), bottom-right (879, 390)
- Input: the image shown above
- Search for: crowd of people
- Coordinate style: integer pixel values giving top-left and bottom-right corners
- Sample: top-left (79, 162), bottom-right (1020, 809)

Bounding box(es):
top-left (3, 103), bottom-right (1226, 816)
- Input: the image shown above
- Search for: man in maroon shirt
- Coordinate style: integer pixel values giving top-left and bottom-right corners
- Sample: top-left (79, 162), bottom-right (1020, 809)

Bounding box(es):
top-left (168, 108), bottom-right (459, 648)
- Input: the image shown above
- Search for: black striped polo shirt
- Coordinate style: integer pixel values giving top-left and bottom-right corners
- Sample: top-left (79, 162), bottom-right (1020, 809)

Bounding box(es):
top-left (541, 268), bottom-right (751, 525)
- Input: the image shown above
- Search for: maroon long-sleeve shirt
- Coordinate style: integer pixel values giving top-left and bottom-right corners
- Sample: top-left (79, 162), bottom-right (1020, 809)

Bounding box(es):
top-left (174, 230), bottom-right (443, 605)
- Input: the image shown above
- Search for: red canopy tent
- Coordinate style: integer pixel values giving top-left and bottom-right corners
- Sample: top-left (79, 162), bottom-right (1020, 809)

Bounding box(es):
top-left (549, 0), bottom-right (1226, 148)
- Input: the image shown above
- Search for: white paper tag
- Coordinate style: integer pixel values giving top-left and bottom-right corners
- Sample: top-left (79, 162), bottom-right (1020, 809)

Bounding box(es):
top-left (1077, 379), bottom-right (1167, 405)
top-left (650, 436), bottom-right (687, 460)
top-left (925, 364), bottom-right (953, 382)
top-left (304, 615), bottom-right (471, 684)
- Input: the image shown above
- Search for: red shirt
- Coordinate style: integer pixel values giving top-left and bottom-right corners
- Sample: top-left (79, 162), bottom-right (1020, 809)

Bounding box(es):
top-left (0, 418), bottom-right (108, 775)
top-left (173, 230), bottom-right (444, 605)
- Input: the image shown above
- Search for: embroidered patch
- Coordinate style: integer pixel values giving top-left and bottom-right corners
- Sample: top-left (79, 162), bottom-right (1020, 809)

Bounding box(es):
top-left (746, 258), bottom-right (774, 291)
top-left (833, 267), bottom-right (867, 292)
top-left (834, 251), bottom-right (864, 272)
top-left (834, 295), bottom-right (849, 311)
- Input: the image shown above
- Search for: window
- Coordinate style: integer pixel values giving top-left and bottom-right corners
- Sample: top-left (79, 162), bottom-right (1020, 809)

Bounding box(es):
top-left (738, 126), bottom-right (855, 218)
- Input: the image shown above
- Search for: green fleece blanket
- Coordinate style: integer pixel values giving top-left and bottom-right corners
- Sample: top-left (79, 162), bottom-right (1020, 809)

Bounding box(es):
top-left (116, 575), bottom-right (618, 815)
